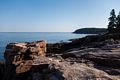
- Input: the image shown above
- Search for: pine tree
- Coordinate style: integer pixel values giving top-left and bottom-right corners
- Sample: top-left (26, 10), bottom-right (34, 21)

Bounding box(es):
top-left (108, 9), bottom-right (117, 33)
top-left (116, 11), bottom-right (120, 32)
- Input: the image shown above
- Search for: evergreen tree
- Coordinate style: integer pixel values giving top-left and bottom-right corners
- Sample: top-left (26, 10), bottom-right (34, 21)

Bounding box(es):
top-left (116, 11), bottom-right (120, 32)
top-left (108, 9), bottom-right (117, 33)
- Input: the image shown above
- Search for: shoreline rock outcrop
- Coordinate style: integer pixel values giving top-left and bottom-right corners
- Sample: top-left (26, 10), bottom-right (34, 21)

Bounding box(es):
top-left (1, 33), bottom-right (120, 80)
top-left (3, 41), bottom-right (47, 80)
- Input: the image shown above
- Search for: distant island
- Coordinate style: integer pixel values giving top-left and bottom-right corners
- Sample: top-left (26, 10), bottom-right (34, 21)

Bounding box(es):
top-left (73, 28), bottom-right (107, 34)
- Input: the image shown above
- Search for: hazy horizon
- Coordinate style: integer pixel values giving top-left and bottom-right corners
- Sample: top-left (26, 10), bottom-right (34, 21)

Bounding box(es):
top-left (0, 0), bottom-right (120, 32)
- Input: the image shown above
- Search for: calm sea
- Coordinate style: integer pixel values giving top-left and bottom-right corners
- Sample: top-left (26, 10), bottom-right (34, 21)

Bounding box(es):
top-left (0, 32), bottom-right (89, 61)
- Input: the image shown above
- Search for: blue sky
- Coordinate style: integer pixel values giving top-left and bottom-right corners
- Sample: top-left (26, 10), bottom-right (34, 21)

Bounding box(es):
top-left (0, 0), bottom-right (120, 32)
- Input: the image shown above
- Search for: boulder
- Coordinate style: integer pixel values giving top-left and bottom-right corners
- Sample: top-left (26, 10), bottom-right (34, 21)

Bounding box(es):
top-left (3, 41), bottom-right (47, 80)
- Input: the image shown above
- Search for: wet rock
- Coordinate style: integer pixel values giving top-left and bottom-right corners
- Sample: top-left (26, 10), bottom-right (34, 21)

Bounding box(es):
top-left (0, 61), bottom-right (5, 80)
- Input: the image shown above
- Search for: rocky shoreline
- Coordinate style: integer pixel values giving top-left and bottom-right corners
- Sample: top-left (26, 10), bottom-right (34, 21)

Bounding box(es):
top-left (0, 33), bottom-right (120, 80)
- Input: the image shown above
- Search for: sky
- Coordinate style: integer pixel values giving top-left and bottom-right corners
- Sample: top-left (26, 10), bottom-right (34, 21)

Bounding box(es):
top-left (0, 0), bottom-right (120, 32)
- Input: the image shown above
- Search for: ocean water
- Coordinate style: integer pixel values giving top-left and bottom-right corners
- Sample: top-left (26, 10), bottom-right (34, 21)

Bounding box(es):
top-left (0, 32), bottom-right (89, 61)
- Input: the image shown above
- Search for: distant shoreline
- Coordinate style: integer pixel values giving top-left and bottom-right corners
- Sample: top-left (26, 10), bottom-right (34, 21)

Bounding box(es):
top-left (73, 28), bottom-right (107, 34)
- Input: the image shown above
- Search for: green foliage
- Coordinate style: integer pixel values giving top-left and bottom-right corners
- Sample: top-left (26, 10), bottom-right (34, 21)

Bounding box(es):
top-left (108, 9), bottom-right (117, 33)
top-left (108, 9), bottom-right (120, 33)
top-left (116, 12), bottom-right (120, 31)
